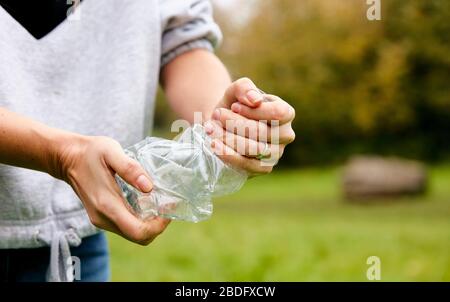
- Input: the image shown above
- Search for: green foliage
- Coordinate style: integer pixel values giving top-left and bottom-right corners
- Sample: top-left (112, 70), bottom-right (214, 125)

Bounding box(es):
top-left (216, 0), bottom-right (450, 165)
top-left (109, 165), bottom-right (450, 281)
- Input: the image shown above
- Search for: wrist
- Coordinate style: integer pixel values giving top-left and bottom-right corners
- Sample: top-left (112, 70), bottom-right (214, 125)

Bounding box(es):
top-left (37, 127), bottom-right (89, 181)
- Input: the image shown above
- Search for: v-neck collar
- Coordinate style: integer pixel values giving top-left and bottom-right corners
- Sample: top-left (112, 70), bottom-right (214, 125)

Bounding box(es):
top-left (0, 0), bottom-right (84, 39)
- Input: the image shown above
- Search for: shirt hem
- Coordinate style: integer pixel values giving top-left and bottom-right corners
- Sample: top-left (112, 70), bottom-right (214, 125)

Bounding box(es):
top-left (0, 209), bottom-right (98, 249)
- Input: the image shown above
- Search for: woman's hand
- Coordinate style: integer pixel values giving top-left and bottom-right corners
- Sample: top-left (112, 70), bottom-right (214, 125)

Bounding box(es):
top-left (205, 78), bottom-right (296, 177)
top-left (0, 107), bottom-right (169, 245)
top-left (56, 135), bottom-right (170, 245)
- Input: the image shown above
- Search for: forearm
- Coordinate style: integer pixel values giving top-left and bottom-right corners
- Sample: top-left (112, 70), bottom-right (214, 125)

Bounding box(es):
top-left (160, 49), bottom-right (232, 123)
top-left (0, 107), bottom-right (80, 179)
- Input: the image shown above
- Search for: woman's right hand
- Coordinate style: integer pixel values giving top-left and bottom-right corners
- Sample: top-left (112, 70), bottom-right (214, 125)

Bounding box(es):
top-left (0, 107), bottom-right (168, 245)
top-left (55, 135), bottom-right (170, 245)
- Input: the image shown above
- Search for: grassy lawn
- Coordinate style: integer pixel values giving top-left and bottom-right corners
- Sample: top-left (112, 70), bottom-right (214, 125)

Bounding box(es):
top-left (108, 164), bottom-right (450, 281)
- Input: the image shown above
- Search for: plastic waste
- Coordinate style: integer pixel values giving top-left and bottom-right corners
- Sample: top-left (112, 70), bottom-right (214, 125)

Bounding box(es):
top-left (116, 124), bottom-right (247, 222)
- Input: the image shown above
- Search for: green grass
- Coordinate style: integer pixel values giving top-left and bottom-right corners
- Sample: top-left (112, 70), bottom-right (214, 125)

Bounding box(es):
top-left (108, 164), bottom-right (450, 281)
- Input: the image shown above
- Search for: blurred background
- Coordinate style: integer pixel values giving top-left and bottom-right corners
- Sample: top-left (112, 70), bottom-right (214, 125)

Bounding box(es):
top-left (108, 0), bottom-right (450, 281)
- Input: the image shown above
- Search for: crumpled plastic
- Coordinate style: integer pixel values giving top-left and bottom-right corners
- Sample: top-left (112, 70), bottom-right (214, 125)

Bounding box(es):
top-left (116, 124), bottom-right (247, 223)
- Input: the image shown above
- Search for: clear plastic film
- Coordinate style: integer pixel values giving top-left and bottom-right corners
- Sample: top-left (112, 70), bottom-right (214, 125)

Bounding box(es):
top-left (115, 124), bottom-right (247, 223)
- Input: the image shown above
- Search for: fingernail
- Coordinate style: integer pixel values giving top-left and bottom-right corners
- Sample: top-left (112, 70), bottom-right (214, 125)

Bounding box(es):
top-left (212, 109), bottom-right (221, 120)
top-left (204, 121), bottom-right (214, 135)
top-left (246, 89), bottom-right (263, 104)
top-left (136, 175), bottom-right (152, 192)
top-left (231, 103), bottom-right (241, 113)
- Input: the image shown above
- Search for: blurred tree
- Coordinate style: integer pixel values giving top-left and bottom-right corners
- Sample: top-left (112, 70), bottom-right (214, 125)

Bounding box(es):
top-left (213, 0), bottom-right (450, 166)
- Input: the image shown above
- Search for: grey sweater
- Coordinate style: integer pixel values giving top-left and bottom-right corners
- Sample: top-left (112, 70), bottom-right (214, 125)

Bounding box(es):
top-left (0, 0), bottom-right (221, 280)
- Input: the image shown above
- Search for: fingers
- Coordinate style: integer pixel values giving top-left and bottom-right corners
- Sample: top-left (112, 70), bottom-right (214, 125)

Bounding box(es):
top-left (113, 207), bottom-right (170, 246)
top-left (231, 95), bottom-right (295, 125)
top-left (99, 141), bottom-right (169, 244)
top-left (211, 139), bottom-right (275, 176)
top-left (210, 108), bottom-right (295, 145)
top-left (207, 121), bottom-right (283, 158)
top-left (211, 108), bottom-right (270, 142)
top-left (67, 136), bottom-right (170, 247)
top-left (222, 77), bottom-right (265, 108)
top-left (102, 138), bottom-right (153, 193)
top-left (91, 189), bottom-right (170, 245)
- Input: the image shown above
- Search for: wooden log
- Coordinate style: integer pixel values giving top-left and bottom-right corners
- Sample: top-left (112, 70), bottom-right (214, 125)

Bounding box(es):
top-left (342, 156), bottom-right (427, 200)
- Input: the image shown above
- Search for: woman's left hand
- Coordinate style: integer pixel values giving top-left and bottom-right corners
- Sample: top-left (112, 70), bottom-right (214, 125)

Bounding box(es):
top-left (205, 78), bottom-right (296, 177)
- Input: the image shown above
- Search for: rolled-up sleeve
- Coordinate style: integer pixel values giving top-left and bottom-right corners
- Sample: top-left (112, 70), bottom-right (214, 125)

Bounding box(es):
top-left (159, 0), bottom-right (222, 67)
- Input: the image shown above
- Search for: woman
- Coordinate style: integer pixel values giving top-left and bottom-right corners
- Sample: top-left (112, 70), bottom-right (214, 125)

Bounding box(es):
top-left (0, 0), bottom-right (295, 281)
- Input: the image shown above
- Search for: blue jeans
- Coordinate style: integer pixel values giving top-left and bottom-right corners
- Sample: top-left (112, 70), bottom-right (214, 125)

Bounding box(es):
top-left (0, 232), bottom-right (110, 282)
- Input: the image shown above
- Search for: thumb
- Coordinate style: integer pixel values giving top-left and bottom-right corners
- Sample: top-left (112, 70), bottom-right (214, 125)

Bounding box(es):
top-left (222, 78), bottom-right (264, 109)
top-left (105, 143), bottom-right (153, 193)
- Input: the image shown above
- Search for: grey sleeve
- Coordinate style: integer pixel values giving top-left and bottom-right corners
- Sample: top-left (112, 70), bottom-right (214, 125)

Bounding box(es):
top-left (159, 0), bottom-right (222, 67)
